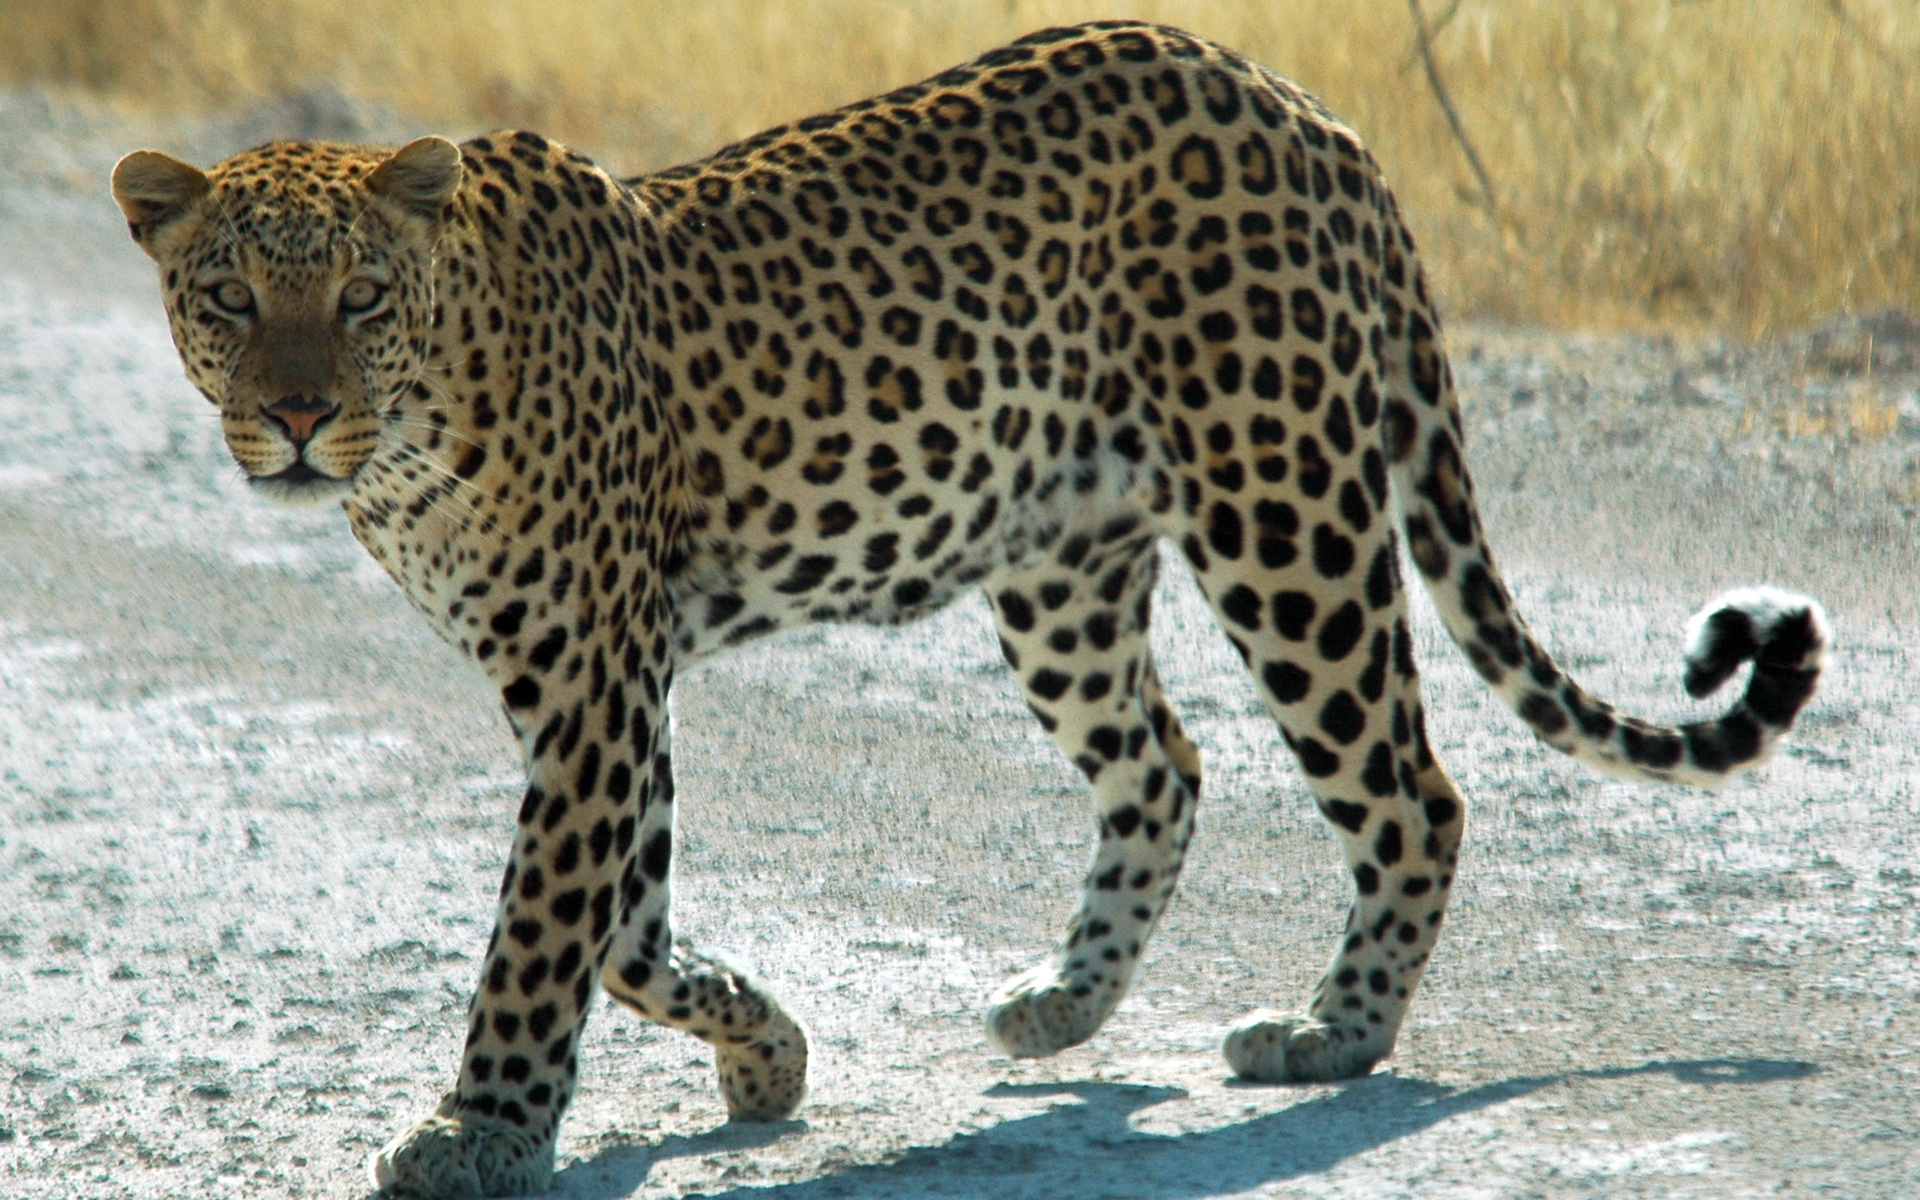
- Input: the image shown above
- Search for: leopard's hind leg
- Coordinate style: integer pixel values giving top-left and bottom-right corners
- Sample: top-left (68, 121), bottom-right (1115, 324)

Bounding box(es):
top-left (982, 516), bottom-right (1204, 1057)
top-left (1183, 483), bottom-right (1466, 1081)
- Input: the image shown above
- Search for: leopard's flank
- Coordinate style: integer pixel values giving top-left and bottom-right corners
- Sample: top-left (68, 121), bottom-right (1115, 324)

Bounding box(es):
top-left (112, 21), bottom-right (1828, 1197)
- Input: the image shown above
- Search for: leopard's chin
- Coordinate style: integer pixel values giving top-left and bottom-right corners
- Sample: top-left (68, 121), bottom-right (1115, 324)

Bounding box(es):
top-left (250, 460), bottom-right (353, 507)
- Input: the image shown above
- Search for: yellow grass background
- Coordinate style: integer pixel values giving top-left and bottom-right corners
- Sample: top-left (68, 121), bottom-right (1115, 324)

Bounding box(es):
top-left (7, 0), bottom-right (1916, 334)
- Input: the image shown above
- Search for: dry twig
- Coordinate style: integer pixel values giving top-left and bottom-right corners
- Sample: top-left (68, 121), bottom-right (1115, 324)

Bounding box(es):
top-left (1407, 0), bottom-right (1499, 220)
top-left (1399, 0), bottom-right (1464, 72)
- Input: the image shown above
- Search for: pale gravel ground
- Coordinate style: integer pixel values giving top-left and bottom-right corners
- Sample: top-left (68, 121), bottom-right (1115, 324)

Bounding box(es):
top-left (1, 91), bottom-right (1918, 1200)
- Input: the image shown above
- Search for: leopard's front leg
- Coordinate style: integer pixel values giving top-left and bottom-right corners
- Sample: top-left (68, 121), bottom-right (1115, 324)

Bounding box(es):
top-left (597, 703), bottom-right (809, 1121)
top-left (373, 632), bottom-right (667, 1198)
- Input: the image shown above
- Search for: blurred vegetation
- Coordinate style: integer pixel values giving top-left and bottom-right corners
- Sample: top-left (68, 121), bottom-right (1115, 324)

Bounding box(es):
top-left (6, 0), bottom-right (1915, 334)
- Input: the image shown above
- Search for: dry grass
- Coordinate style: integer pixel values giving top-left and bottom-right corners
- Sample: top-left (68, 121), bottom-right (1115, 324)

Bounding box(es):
top-left (6, 0), bottom-right (1915, 333)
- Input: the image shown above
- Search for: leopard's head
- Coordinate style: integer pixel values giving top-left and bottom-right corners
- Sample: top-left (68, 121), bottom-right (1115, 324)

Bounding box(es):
top-left (112, 137), bottom-right (463, 506)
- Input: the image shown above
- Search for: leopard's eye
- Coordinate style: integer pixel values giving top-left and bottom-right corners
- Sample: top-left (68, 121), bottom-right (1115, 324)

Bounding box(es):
top-left (208, 279), bottom-right (254, 315)
top-left (340, 279), bottom-right (386, 315)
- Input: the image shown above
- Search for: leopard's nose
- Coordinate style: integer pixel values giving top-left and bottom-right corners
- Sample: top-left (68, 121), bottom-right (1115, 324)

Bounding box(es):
top-left (263, 394), bottom-right (340, 445)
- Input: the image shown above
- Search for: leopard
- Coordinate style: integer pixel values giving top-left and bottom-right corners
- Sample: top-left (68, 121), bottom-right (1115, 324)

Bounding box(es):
top-left (111, 20), bottom-right (1828, 1198)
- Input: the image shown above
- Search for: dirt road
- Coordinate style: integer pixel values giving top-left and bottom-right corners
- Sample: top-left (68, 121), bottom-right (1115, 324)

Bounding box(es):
top-left (2, 91), bottom-right (1917, 1199)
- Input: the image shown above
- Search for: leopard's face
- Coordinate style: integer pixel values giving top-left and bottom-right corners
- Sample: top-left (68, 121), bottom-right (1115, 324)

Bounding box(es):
top-left (113, 137), bottom-right (462, 506)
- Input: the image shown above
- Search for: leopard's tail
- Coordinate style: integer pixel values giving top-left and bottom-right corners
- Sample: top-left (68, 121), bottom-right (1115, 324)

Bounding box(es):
top-left (1374, 241), bottom-right (1827, 787)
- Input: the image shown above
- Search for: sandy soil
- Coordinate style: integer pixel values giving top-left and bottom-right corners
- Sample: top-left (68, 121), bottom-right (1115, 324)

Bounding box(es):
top-left (2, 91), bottom-right (1917, 1199)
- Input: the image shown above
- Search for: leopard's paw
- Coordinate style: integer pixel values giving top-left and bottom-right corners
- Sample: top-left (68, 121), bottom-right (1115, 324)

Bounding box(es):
top-left (370, 1094), bottom-right (554, 1198)
top-left (983, 964), bottom-right (1114, 1057)
top-left (1221, 1010), bottom-right (1384, 1083)
top-left (715, 1007), bottom-right (809, 1121)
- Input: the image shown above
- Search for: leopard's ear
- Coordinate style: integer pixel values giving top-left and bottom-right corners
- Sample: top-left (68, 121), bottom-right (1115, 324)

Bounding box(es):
top-left (368, 136), bottom-right (464, 222)
top-left (111, 150), bottom-right (210, 257)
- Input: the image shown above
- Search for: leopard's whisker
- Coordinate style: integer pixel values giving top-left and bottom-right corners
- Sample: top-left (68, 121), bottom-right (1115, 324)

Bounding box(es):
top-left (364, 449), bottom-right (502, 541)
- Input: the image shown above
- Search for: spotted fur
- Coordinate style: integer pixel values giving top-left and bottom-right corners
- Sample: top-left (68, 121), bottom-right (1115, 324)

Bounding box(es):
top-left (113, 21), bottom-right (1827, 1198)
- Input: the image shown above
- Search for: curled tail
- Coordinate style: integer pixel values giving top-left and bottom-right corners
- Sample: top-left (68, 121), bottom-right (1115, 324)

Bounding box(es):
top-left (1375, 249), bottom-right (1828, 787)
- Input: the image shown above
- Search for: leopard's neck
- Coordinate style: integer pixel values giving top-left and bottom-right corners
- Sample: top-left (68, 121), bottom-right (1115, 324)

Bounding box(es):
top-left (343, 171), bottom-right (689, 661)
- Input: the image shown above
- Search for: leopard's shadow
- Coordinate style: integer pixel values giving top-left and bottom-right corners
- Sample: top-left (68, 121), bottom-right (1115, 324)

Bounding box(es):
top-left (543, 1057), bottom-right (1815, 1200)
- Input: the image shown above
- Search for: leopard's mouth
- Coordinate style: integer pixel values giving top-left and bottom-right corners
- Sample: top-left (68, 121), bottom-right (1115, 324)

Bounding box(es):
top-left (250, 458), bottom-right (354, 507)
